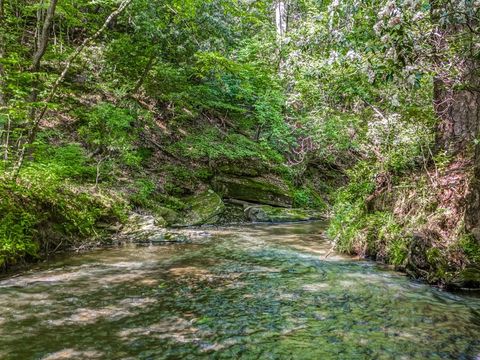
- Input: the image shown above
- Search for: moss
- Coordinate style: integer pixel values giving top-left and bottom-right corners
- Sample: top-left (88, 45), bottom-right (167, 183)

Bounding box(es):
top-left (0, 177), bottom-right (127, 269)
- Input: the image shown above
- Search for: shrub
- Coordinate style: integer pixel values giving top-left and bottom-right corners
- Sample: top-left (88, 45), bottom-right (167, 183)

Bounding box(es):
top-left (79, 103), bottom-right (142, 168)
top-left (292, 188), bottom-right (326, 210)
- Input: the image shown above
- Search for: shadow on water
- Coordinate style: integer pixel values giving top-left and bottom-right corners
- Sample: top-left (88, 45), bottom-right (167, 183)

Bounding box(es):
top-left (0, 222), bottom-right (479, 359)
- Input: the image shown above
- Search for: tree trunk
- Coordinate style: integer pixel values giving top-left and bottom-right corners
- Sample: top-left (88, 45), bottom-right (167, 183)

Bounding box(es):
top-left (28, 0), bottom-right (58, 120)
top-left (275, 1), bottom-right (288, 39)
top-left (0, 0), bottom-right (6, 107)
top-left (466, 144), bottom-right (480, 240)
top-left (275, 1), bottom-right (288, 75)
top-left (431, 0), bottom-right (480, 153)
top-left (31, 0), bottom-right (58, 72)
top-left (434, 59), bottom-right (480, 153)
top-left (431, 1), bottom-right (480, 241)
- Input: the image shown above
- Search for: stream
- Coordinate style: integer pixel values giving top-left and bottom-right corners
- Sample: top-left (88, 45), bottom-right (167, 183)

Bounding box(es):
top-left (0, 222), bottom-right (479, 359)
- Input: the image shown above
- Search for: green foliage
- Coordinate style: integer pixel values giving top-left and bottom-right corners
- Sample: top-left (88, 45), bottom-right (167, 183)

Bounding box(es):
top-left (169, 127), bottom-right (284, 163)
top-left (329, 187), bottom-right (407, 265)
top-left (130, 179), bottom-right (157, 208)
top-left (458, 234), bottom-right (480, 264)
top-left (79, 103), bottom-right (141, 167)
top-left (387, 238), bottom-right (409, 267)
top-left (1, 0), bottom-right (475, 283)
top-left (433, 151), bottom-right (454, 172)
top-left (33, 143), bottom-right (95, 180)
top-left (0, 165), bottom-right (126, 267)
top-left (292, 188), bottom-right (326, 210)
top-left (0, 187), bottom-right (39, 267)
top-left (327, 161), bottom-right (377, 254)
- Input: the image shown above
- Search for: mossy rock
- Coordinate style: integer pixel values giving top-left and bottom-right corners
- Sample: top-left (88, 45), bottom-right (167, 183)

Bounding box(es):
top-left (245, 205), bottom-right (324, 223)
top-left (212, 176), bottom-right (293, 208)
top-left (216, 203), bottom-right (249, 224)
top-left (173, 190), bottom-right (225, 227)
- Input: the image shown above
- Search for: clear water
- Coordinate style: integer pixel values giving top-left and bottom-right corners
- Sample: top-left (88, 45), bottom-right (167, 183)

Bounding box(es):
top-left (0, 222), bottom-right (479, 359)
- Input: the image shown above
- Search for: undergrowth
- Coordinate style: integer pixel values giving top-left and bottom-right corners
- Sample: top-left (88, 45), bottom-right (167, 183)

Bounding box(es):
top-left (0, 143), bottom-right (127, 269)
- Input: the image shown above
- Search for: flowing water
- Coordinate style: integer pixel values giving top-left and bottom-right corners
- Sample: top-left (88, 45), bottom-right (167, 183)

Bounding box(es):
top-left (0, 222), bottom-right (479, 360)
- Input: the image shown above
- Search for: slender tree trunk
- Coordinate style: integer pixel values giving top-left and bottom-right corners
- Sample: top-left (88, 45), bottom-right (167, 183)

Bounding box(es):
top-left (31, 0), bottom-right (58, 72)
top-left (464, 59), bottom-right (480, 240)
top-left (28, 0), bottom-right (58, 121)
top-left (0, 0), bottom-right (8, 165)
top-left (275, 1), bottom-right (287, 39)
top-left (0, 0), bottom-right (6, 108)
top-left (275, 0), bottom-right (288, 74)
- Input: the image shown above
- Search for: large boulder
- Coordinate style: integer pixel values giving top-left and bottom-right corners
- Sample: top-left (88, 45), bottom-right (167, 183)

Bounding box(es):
top-left (212, 176), bottom-right (293, 208)
top-left (173, 190), bottom-right (225, 227)
top-left (245, 205), bottom-right (324, 223)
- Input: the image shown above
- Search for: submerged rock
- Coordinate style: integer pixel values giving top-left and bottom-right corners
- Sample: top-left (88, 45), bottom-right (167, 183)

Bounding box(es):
top-left (244, 205), bottom-right (324, 223)
top-left (212, 176), bottom-right (293, 208)
top-left (173, 190), bottom-right (225, 227)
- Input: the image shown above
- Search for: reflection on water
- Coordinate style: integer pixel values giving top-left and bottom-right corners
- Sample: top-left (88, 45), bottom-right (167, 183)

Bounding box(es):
top-left (0, 222), bottom-right (479, 359)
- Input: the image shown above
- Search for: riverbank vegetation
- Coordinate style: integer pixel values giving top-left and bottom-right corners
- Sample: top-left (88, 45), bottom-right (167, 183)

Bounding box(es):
top-left (0, 0), bottom-right (479, 287)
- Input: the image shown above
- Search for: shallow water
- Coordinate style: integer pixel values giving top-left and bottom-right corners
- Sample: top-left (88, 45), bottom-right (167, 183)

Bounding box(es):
top-left (0, 222), bottom-right (479, 359)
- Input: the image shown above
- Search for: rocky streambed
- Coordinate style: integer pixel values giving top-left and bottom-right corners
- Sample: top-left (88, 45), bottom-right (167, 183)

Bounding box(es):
top-left (0, 222), bottom-right (479, 359)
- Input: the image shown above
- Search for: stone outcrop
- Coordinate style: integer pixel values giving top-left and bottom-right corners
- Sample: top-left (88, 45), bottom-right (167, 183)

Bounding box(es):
top-left (212, 176), bottom-right (292, 208)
